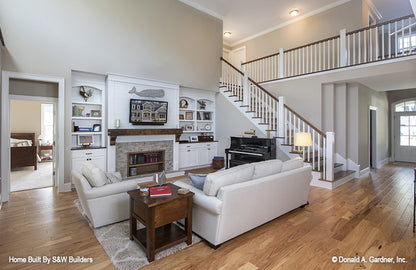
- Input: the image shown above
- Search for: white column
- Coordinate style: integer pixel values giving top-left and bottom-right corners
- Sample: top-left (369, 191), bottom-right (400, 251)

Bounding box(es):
top-left (326, 131), bottom-right (335, 181)
top-left (339, 29), bottom-right (347, 67)
top-left (278, 48), bottom-right (284, 79)
top-left (243, 71), bottom-right (250, 106)
top-left (278, 96), bottom-right (285, 138)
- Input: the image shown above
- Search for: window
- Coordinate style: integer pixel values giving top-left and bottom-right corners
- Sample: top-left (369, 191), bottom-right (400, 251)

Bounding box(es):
top-left (395, 100), bottom-right (416, 112)
top-left (400, 115), bottom-right (416, 146)
top-left (41, 104), bottom-right (54, 145)
top-left (398, 34), bottom-right (416, 52)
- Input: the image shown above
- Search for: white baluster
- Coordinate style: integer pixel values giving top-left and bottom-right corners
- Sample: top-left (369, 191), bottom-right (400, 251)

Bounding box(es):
top-left (388, 23), bottom-right (391, 58)
top-left (376, 26), bottom-right (379, 60)
top-left (364, 30), bottom-right (367, 62)
top-left (317, 134), bottom-right (321, 171)
top-left (358, 32), bottom-right (361, 64)
top-left (370, 27), bottom-right (373, 61)
top-left (314, 44), bottom-right (317, 72)
top-left (409, 18), bottom-right (412, 54)
top-left (353, 33), bottom-right (356, 65)
top-left (347, 34), bottom-right (351, 65)
top-left (318, 43), bottom-right (322, 71)
top-left (325, 132), bottom-right (335, 181)
top-left (382, 25), bottom-right (385, 59)
top-left (395, 22), bottom-right (398, 57)
top-left (323, 41), bottom-right (326, 70)
top-left (312, 130), bottom-right (315, 170)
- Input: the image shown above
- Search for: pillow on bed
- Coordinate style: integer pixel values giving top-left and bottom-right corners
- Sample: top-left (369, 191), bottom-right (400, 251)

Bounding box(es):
top-left (10, 138), bottom-right (33, 147)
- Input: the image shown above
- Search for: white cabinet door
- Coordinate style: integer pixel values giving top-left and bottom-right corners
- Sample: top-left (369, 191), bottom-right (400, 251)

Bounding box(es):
top-left (197, 146), bottom-right (209, 165)
top-left (71, 149), bottom-right (106, 172)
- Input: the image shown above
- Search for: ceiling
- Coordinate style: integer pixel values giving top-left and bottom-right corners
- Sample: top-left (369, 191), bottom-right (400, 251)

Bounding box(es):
top-left (179, 0), bottom-right (414, 47)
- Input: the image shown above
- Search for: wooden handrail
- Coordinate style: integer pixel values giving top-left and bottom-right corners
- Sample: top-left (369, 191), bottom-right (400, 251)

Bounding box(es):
top-left (284, 104), bottom-right (326, 138)
top-left (241, 52), bottom-right (280, 65)
top-left (285, 34), bottom-right (340, 53)
top-left (221, 57), bottom-right (279, 102)
top-left (346, 14), bottom-right (414, 36)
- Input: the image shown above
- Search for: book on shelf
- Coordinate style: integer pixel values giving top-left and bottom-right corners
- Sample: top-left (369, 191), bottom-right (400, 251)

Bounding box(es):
top-left (149, 186), bottom-right (171, 197)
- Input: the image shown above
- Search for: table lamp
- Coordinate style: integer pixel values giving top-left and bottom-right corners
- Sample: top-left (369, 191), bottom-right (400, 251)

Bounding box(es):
top-left (294, 132), bottom-right (312, 153)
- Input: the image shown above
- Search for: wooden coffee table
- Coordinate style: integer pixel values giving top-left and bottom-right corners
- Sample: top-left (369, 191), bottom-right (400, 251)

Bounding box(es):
top-left (127, 183), bottom-right (194, 262)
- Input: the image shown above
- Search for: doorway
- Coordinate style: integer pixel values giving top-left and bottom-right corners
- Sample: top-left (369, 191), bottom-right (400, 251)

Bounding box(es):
top-left (9, 98), bottom-right (56, 192)
top-left (393, 99), bottom-right (416, 163)
top-left (1, 72), bottom-right (65, 203)
top-left (369, 108), bottom-right (377, 169)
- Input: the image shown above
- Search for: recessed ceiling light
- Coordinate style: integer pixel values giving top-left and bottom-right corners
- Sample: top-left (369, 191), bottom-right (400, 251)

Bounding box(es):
top-left (289, 9), bottom-right (299, 17)
top-left (224, 32), bottom-right (232, 38)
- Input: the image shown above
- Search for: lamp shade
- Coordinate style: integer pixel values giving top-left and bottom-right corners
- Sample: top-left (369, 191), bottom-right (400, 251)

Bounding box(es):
top-left (294, 132), bottom-right (312, 147)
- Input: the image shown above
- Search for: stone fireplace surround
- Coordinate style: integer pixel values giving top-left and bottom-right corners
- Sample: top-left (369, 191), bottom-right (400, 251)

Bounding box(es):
top-left (107, 134), bottom-right (179, 179)
top-left (116, 140), bottom-right (173, 179)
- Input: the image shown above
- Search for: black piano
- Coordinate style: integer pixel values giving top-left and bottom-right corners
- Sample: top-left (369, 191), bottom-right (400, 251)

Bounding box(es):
top-left (225, 136), bottom-right (276, 168)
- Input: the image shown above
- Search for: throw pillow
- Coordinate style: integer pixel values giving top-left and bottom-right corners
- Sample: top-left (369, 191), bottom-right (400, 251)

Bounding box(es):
top-left (81, 162), bottom-right (107, 187)
top-left (281, 157), bottom-right (304, 172)
top-left (188, 173), bottom-right (207, 190)
top-left (105, 172), bottom-right (122, 184)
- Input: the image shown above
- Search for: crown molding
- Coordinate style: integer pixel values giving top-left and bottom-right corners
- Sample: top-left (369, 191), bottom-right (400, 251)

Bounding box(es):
top-left (229, 0), bottom-right (351, 47)
top-left (365, 0), bottom-right (382, 21)
top-left (178, 0), bottom-right (224, 20)
top-left (0, 27), bottom-right (5, 46)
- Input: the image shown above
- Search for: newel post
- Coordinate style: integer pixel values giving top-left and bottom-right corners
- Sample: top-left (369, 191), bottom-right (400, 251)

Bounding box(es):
top-left (278, 48), bottom-right (284, 79)
top-left (278, 96), bottom-right (285, 138)
top-left (243, 70), bottom-right (250, 106)
top-left (339, 29), bottom-right (347, 67)
top-left (326, 132), bottom-right (335, 181)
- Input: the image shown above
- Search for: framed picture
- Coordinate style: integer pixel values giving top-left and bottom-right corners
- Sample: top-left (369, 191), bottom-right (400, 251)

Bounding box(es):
top-left (185, 111), bottom-right (193, 120)
top-left (185, 124), bottom-right (194, 131)
top-left (189, 136), bottom-right (198, 142)
top-left (93, 124), bottom-right (101, 132)
top-left (179, 114), bottom-right (184, 120)
top-left (91, 110), bottom-right (101, 117)
top-left (77, 135), bottom-right (94, 146)
top-left (203, 112), bottom-right (211, 120)
top-left (179, 99), bottom-right (188, 109)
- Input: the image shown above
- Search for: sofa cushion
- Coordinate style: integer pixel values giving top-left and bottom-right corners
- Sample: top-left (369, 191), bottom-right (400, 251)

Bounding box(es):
top-left (253, 159), bottom-right (283, 179)
top-left (281, 157), bottom-right (304, 172)
top-left (81, 162), bottom-right (107, 187)
top-left (188, 173), bottom-right (207, 190)
top-left (203, 163), bottom-right (254, 196)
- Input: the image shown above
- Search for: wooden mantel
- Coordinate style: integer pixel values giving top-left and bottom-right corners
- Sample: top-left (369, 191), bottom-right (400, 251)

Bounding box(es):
top-left (108, 128), bottom-right (183, 145)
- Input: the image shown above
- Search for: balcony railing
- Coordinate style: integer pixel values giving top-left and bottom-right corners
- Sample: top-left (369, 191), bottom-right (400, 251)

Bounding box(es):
top-left (240, 15), bottom-right (416, 83)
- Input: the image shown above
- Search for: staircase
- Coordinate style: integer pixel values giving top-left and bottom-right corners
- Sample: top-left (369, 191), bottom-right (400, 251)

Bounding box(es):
top-left (220, 57), bottom-right (356, 189)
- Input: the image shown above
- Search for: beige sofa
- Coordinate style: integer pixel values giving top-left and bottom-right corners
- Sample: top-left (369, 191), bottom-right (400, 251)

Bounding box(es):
top-left (72, 170), bottom-right (138, 228)
top-left (174, 157), bottom-right (312, 247)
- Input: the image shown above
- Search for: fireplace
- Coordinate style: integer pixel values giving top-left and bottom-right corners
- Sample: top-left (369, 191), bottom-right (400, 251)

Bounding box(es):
top-left (127, 150), bottom-right (165, 177)
top-left (115, 140), bottom-right (173, 179)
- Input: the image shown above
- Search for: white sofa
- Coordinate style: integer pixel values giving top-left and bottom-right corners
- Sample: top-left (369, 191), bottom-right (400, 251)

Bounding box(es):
top-left (174, 157), bottom-right (312, 247)
top-left (72, 170), bottom-right (138, 228)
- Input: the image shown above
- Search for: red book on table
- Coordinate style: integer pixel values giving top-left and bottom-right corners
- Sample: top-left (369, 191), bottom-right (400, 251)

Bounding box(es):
top-left (150, 186), bottom-right (172, 197)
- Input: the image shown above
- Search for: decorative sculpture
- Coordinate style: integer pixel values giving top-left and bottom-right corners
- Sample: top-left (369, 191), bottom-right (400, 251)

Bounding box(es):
top-left (79, 86), bottom-right (93, 102)
top-left (128, 86), bottom-right (165, 98)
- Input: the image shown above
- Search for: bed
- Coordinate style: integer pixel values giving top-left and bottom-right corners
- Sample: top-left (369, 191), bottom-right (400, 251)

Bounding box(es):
top-left (11, 133), bottom-right (37, 170)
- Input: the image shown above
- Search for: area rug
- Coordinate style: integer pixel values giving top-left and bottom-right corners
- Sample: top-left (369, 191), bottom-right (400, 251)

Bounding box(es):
top-left (74, 199), bottom-right (201, 270)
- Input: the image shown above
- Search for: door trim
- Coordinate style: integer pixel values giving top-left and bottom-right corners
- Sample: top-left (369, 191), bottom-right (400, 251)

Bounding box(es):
top-left (391, 98), bottom-right (416, 162)
top-left (1, 71), bottom-right (65, 202)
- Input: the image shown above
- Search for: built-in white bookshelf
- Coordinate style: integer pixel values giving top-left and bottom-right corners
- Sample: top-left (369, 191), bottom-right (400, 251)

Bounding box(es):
top-left (71, 71), bottom-right (107, 149)
top-left (178, 88), bottom-right (215, 140)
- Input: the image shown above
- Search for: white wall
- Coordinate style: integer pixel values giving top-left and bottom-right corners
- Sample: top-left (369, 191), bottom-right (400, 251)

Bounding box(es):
top-left (0, 0), bottom-right (223, 184)
top-left (357, 84), bottom-right (389, 168)
top-left (233, 0), bottom-right (364, 60)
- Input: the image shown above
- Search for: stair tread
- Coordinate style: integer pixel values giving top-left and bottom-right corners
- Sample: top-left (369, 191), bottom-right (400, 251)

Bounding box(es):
top-left (334, 170), bottom-right (355, 181)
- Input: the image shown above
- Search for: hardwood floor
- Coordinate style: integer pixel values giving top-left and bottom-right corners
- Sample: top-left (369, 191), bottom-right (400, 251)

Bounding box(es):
top-left (0, 163), bottom-right (415, 269)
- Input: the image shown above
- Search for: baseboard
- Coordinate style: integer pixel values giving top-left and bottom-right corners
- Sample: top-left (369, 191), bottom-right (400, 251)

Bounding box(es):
top-left (376, 157), bottom-right (390, 168)
top-left (360, 167), bottom-right (370, 177)
top-left (64, 182), bottom-right (72, 192)
top-left (347, 159), bottom-right (360, 178)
